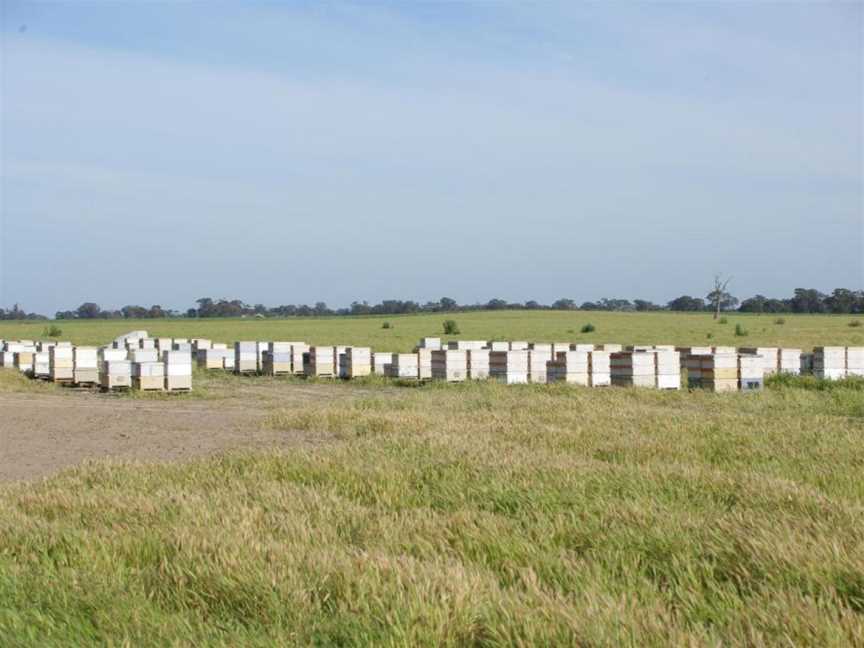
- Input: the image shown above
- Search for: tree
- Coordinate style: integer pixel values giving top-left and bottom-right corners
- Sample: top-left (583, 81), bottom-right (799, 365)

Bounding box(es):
top-left (439, 297), bottom-right (457, 311)
top-left (707, 275), bottom-right (735, 320)
top-left (667, 296), bottom-right (705, 311)
top-left (789, 288), bottom-right (826, 314)
top-left (634, 299), bottom-right (661, 311)
top-left (486, 298), bottom-right (508, 310)
top-left (76, 302), bottom-right (102, 319)
top-left (551, 298), bottom-right (576, 310)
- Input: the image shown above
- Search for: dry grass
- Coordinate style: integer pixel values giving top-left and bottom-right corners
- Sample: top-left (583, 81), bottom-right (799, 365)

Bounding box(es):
top-left (1, 381), bottom-right (862, 645)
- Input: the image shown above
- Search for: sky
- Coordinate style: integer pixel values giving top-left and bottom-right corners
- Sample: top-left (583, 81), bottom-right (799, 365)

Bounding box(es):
top-left (0, 1), bottom-right (861, 315)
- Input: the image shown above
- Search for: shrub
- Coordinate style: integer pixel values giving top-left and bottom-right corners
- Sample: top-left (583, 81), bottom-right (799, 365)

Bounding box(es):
top-left (580, 323), bottom-right (595, 334)
top-left (849, 320), bottom-right (862, 328)
top-left (381, 321), bottom-right (392, 329)
top-left (706, 332), bottom-right (713, 339)
top-left (774, 317), bottom-right (786, 325)
top-left (719, 317), bottom-right (728, 324)
top-left (734, 323), bottom-right (748, 337)
top-left (442, 320), bottom-right (460, 335)
top-left (43, 325), bottom-right (62, 338)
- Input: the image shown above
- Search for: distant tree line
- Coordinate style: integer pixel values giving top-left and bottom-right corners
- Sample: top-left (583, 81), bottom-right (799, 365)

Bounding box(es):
top-left (25, 288), bottom-right (861, 321)
top-left (0, 304), bottom-right (48, 320)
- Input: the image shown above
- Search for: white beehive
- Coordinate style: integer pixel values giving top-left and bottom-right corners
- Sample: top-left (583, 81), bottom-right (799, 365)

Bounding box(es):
top-left (372, 352), bottom-right (392, 375)
top-left (846, 347), bottom-right (864, 377)
top-left (333, 346), bottom-right (349, 377)
top-left (49, 346), bottom-right (74, 382)
top-left (488, 341), bottom-right (509, 352)
top-left (527, 348), bottom-right (552, 384)
top-left (290, 343), bottom-right (309, 375)
top-left (14, 350), bottom-right (35, 375)
top-left (447, 340), bottom-right (487, 351)
top-left (139, 338), bottom-right (156, 350)
top-left (547, 351), bottom-right (589, 386)
top-left (551, 343), bottom-right (571, 356)
top-left (101, 360), bottom-right (132, 390)
top-left (191, 339), bottom-right (212, 353)
top-left (509, 341), bottom-right (529, 351)
top-left (610, 352), bottom-right (656, 388)
top-left (263, 350), bottom-right (292, 376)
top-left (235, 341), bottom-right (258, 374)
top-left (490, 350), bottom-right (528, 384)
top-left (32, 351), bottom-right (50, 378)
top-left (431, 349), bottom-right (467, 382)
top-left (417, 348), bottom-right (433, 379)
top-left (813, 347), bottom-right (846, 380)
top-left (777, 348), bottom-right (802, 374)
top-left (100, 348), bottom-right (127, 363)
top-left (129, 349), bottom-right (159, 363)
top-left (306, 346), bottom-right (335, 377)
top-left (418, 337), bottom-right (442, 350)
top-left (599, 344), bottom-right (623, 353)
top-left (73, 347), bottom-right (99, 385)
top-left (570, 344), bottom-right (595, 352)
top-left (712, 346), bottom-right (736, 355)
top-left (132, 361), bottom-right (165, 391)
top-left (655, 350), bottom-right (681, 390)
top-left (345, 347), bottom-right (372, 378)
top-left (387, 353), bottom-right (419, 379)
top-left (699, 353), bottom-right (739, 392)
top-left (739, 347), bottom-right (778, 376)
top-left (738, 354), bottom-right (765, 391)
top-left (164, 350), bottom-right (192, 391)
top-left (467, 349), bottom-right (490, 379)
top-left (588, 350), bottom-right (611, 387)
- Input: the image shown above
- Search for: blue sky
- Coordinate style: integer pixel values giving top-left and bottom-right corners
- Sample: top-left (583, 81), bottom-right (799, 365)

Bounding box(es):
top-left (1, 1), bottom-right (861, 314)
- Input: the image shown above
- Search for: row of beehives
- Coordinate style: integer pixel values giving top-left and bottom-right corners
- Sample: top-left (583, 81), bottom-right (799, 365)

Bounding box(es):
top-left (0, 335), bottom-right (193, 392)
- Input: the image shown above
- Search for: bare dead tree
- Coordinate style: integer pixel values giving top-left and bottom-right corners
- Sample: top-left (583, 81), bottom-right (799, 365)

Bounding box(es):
top-left (709, 274), bottom-right (732, 320)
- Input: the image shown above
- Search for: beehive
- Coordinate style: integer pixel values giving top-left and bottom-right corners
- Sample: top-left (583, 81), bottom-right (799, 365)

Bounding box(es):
top-left (800, 352), bottom-right (814, 375)
top-left (488, 341), bottom-right (509, 352)
top-left (129, 349), bottom-right (159, 363)
top-left (73, 347), bottom-right (99, 385)
top-left (37, 341), bottom-right (56, 353)
top-left (509, 341), bottom-right (529, 351)
top-left (490, 350), bottom-right (528, 384)
top-left (49, 346), bottom-right (74, 382)
top-left (447, 340), bottom-right (487, 351)
top-left (712, 346), bottom-right (736, 355)
top-left (290, 343), bottom-right (309, 375)
top-left (598, 344), bottom-right (623, 353)
top-left (139, 338), bottom-right (156, 350)
top-left (417, 348), bottom-right (433, 379)
top-left (333, 346), bottom-right (349, 377)
top-left (212, 343), bottom-right (228, 351)
top-left (610, 352), bottom-right (655, 388)
top-left (197, 348), bottom-right (231, 370)
top-left (100, 348), bottom-right (127, 363)
top-left (0, 351), bottom-right (13, 367)
top-left (570, 344), bottom-right (595, 352)
top-left (813, 347), bottom-right (846, 380)
top-left (551, 343), bottom-right (571, 356)
top-left (164, 350), bottom-right (192, 391)
top-left (306, 346), bottom-right (335, 377)
top-left (738, 354), bottom-right (764, 391)
top-left (699, 353), bottom-right (739, 392)
top-left (655, 350), bottom-right (681, 390)
top-left (372, 352), bottom-right (392, 374)
top-left (418, 337), bottom-right (442, 350)
top-left (431, 349), bottom-right (467, 382)
top-left (527, 348), bottom-right (552, 384)
top-left (14, 351), bottom-right (35, 375)
top-left (101, 360), bottom-right (132, 390)
top-left (778, 348), bottom-right (802, 374)
top-left (262, 349), bottom-right (292, 376)
top-left (191, 339), bottom-right (212, 353)
top-left (589, 350), bottom-right (611, 387)
top-left (387, 354), bottom-right (419, 379)
top-left (739, 347), bottom-right (778, 376)
top-left (547, 351), bottom-right (589, 386)
top-left (235, 342), bottom-right (258, 374)
top-left (467, 349), bottom-right (490, 379)
top-left (846, 347), bottom-right (864, 377)
top-left (155, 338), bottom-right (173, 354)
top-left (132, 361), bottom-right (164, 391)
top-left (345, 347), bottom-right (372, 378)
top-left (32, 351), bottom-right (50, 378)
top-left (173, 342), bottom-right (193, 354)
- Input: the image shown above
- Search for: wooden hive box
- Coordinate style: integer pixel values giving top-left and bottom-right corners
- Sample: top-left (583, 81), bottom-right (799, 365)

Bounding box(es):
top-left (431, 349), bottom-right (467, 382)
top-left (49, 346), bottom-right (74, 382)
top-left (345, 347), bottom-right (372, 378)
top-left (33, 351), bottom-right (51, 378)
top-left (132, 361), bottom-right (165, 391)
top-left (234, 342), bottom-right (259, 374)
top-left (101, 360), bottom-right (132, 390)
top-left (387, 353), bottom-right (419, 379)
top-left (489, 350), bottom-right (528, 384)
top-left (417, 348), bottom-right (433, 379)
top-left (306, 346), bottom-right (335, 377)
top-left (777, 348), bottom-right (802, 374)
top-left (418, 337), bottom-right (442, 350)
top-left (813, 347), bottom-right (846, 380)
top-left (739, 347), bottom-right (778, 375)
top-left (588, 351), bottom-right (611, 387)
top-left (372, 352), bottom-right (392, 375)
top-left (509, 341), bottom-right (529, 351)
top-left (467, 349), bottom-right (490, 379)
top-left (846, 347), bottom-right (864, 377)
top-left (488, 341), bottom-right (509, 352)
top-left (527, 349), bottom-right (552, 384)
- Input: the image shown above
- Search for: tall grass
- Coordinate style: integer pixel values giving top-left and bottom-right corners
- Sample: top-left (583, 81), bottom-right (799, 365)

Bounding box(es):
top-left (1, 382), bottom-right (862, 645)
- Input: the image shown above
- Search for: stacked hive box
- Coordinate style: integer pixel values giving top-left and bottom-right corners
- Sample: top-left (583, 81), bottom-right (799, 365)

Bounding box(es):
top-left (846, 347), bottom-right (864, 377)
top-left (527, 345), bottom-right (552, 384)
top-left (33, 351), bottom-right (50, 378)
top-left (431, 349), bottom-right (467, 382)
top-left (372, 352), bottom-right (392, 374)
top-left (800, 353), bottom-right (814, 375)
top-left (14, 347), bottom-right (36, 375)
top-left (73, 347), bottom-right (99, 385)
top-left (610, 352), bottom-right (655, 388)
top-left (164, 351), bottom-right (192, 391)
top-left (599, 344), bottom-right (623, 353)
top-left (101, 360), bottom-right (132, 391)
top-left (197, 348), bottom-right (231, 370)
top-left (256, 342), bottom-right (269, 372)
top-left (589, 350), bottom-right (611, 387)
top-left (100, 348), bottom-right (127, 363)
top-left (738, 354), bottom-right (764, 391)
top-left (263, 342), bottom-right (293, 376)
top-left (387, 354), bottom-right (419, 379)
top-left (306, 346), bottom-right (335, 377)
top-left (699, 353), bottom-right (739, 392)
top-left (488, 341), bottom-right (509, 352)
top-left (739, 347), bottom-right (779, 377)
top-left (509, 341), bottom-right (529, 351)
top-left (333, 346), bottom-right (348, 377)
top-left (155, 338), bottom-right (173, 356)
top-left (140, 338), bottom-right (156, 350)
top-left (344, 347), bottom-right (372, 378)
top-left (419, 337), bottom-right (442, 350)
top-left (191, 339), bottom-right (212, 353)
top-left (655, 350), bottom-right (681, 390)
top-left (490, 350), bottom-right (528, 384)
top-left (49, 346), bottom-right (74, 382)
top-left (448, 340), bottom-right (487, 351)
top-left (813, 347), bottom-right (846, 380)
top-left (570, 344), bottom-right (595, 352)
top-left (37, 341), bottom-right (56, 353)
top-left (173, 342), bottom-right (193, 354)
top-left (417, 348), bottom-right (433, 379)
top-left (235, 342), bottom-right (258, 374)
top-left (551, 343), bottom-right (571, 356)
top-left (547, 351), bottom-right (589, 385)
top-left (778, 348), bottom-right (802, 374)
top-left (129, 349), bottom-right (159, 364)
top-left (713, 346), bottom-right (736, 355)
top-left (467, 349), bottom-right (490, 379)
top-left (133, 362), bottom-right (164, 391)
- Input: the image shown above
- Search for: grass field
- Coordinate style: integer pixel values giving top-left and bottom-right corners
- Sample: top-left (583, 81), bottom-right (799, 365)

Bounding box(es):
top-left (1, 310), bottom-right (863, 350)
top-left (1, 311), bottom-right (863, 645)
